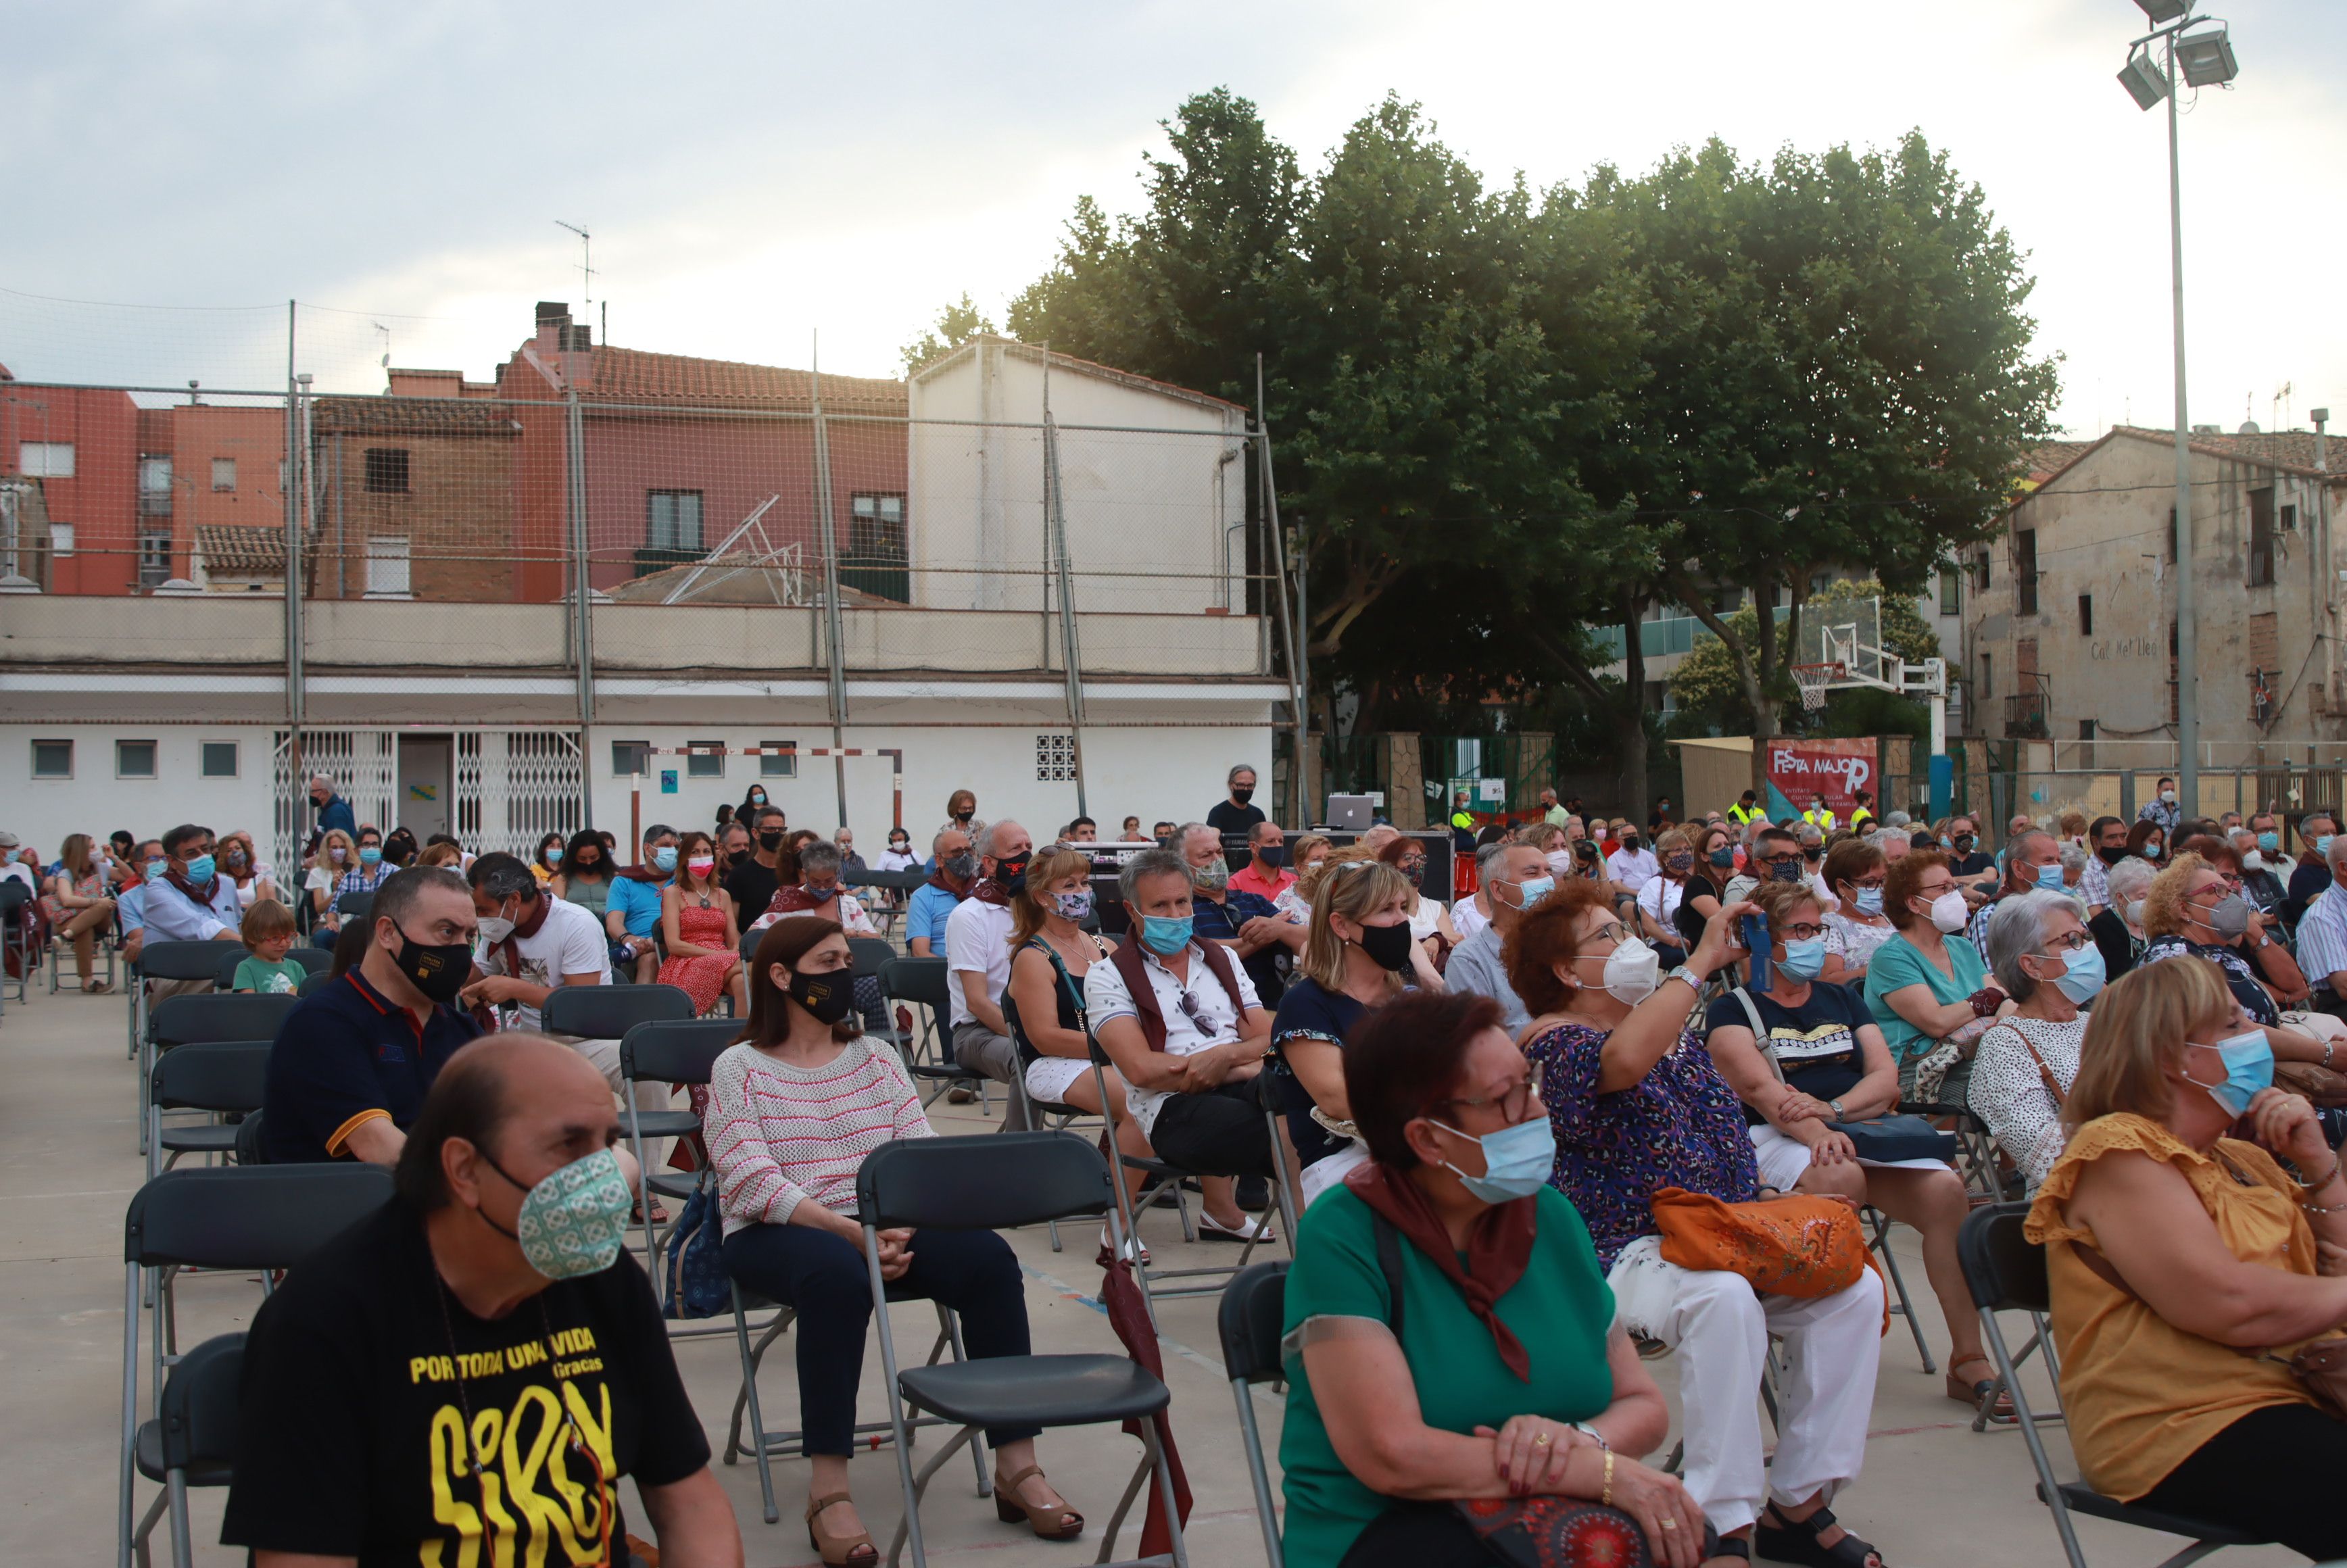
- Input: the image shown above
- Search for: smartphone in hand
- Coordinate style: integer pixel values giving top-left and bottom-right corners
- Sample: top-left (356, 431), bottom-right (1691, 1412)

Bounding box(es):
top-left (1741, 912), bottom-right (1771, 993)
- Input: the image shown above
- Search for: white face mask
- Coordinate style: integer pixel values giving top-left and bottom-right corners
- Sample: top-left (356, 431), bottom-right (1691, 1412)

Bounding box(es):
top-left (475, 902), bottom-right (517, 945)
top-left (1925, 889), bottom-right (1969, 933)
top-left (1599, 935), bottom-right (1661, 1004)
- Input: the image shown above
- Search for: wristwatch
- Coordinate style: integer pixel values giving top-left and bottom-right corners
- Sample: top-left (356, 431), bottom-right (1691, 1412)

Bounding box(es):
top-left (1666, 966), bottom-right (1700, 994)
top-left (1829, 1098), bottom-right (1845, 1119)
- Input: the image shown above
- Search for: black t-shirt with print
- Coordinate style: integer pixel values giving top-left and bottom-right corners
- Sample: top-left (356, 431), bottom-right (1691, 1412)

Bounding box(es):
top-left (1705, 981), bottom-right (1875, 1126)
top-left (222, 1196), bottom-right (709, 1567)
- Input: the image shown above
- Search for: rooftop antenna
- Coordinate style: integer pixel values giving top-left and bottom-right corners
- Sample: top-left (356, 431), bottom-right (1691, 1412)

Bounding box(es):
top-left (2274, 380), bottom-right (2293, 430)
top-left (554, 220), bottom-right (596, 305)
top-left (372, 320), bottom-right (392, 374)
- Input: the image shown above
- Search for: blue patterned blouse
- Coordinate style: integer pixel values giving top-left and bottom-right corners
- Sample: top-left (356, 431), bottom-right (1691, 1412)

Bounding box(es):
top-left (1524, 1020), bottom-right (1761, 1269)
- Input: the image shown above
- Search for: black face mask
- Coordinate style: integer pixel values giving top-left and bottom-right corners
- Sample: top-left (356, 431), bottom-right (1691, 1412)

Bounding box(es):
top-left (391, 925), bottom-right (473, 1006)
top-left (1953, 835), bottom-right (1977, 853)
top-left (1622, 837), bottom-right (1641, 852)
top-left (2096, 845), bottom-right (2129, 865)
top-left (953, 810), bottom-right (975, 823)
top-left (1230, 786), bottom-right (1254, 804)
top-left (758, 831), bottom-right (785, 851)
top-left (1357, 920), bottom-right (1416, 973)
top-left (727, 847), bottom-right (752, 866)
top-left (994, 854), bottom-right (1031, 889)
top-left (788, 967), bottom-right (856, 1025)
top-left (1803, 847), bottom-right (1822, 862)
top-left (1258, 844), bottom-right (1288, 868)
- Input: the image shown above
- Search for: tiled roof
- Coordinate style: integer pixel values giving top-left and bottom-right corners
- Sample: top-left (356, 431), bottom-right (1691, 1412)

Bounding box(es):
top-left (313, 398), bottom-right (522, 435)
top-left (2112, 424), bottom-right (2341, 477)
top-left (195, 524), bottom-right (284, 576)
top-left (2019, 440), bottom-right (2098, 483)
top-left (583, 347), bottom-right (906, 412)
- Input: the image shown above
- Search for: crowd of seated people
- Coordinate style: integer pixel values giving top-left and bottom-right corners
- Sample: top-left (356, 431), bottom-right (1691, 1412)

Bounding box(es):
top-left (62, 777), bottom-right (2347, 1567)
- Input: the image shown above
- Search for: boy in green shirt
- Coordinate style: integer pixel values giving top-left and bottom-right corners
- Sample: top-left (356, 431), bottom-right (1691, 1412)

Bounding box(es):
top-left (231, 898), bottom-right (305, 994)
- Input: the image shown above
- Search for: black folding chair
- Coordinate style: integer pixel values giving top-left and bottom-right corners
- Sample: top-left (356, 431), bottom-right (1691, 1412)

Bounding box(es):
top-left (616, 1017), bottom-right (739, 1290)
top-left (287, 946), bottom-right (335, 977)
top-left (1217, 1262), bottom-right (1290, 1568)
top-left (147, 1041), bottom-right (270, 1179)
top-left (120, 1165), bottom-right (395, 1568)
top-left (128, 1331), bottom-right (241, 1568)
top-left (132, 941), bottom-right (239, 1087)
top-left (296, 969), bottom-right (339, 996)
top-left (849, 934), bottom-right (904, 1045)
top-left (1864, 1204), bottom-right (1937, 1373)
top-left (858, 1133), bottom-right (1186, 1567)
top-left (884, 955), bottom-right (988, 1110)
top-left (333, 889), bottom-right (374, 928)
top-left (541, 980), bottom-right (696, 1039)
top-left (1956, 1204), bottom-right (2267, 1568)
top-left (143, 991), bottom-right (298, 1160)
top-left (0, 876), bottom-right (32, 1004)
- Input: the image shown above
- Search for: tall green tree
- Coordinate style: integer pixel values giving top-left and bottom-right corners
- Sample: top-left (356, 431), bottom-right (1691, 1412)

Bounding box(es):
top-left (1598, 135), bottom-right (2058, 792)
top-left (899, 293), bottom-right (997, 374)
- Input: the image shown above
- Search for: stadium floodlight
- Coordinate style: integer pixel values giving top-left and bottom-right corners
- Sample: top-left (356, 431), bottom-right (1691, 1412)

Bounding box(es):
top-left (2176, 25), bottom-right (2239, 88)
top-left (2118, 45), bottom-right (2172, 109)
top-left (2133, 0), bottom-right (2189, 23)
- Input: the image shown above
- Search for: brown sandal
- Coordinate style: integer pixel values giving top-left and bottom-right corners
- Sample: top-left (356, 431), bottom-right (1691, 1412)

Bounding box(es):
top-left (1947, 1356), bottom-right (2015, 1423)
top-left (805, 1492), bottom-right (877, 1566)
top-left (993, 1463), bottom-right (1084, 1540)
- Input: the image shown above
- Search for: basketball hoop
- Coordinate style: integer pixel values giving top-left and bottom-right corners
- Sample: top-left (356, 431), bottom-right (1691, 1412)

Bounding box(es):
top-left (1793, 662), bottom-right (1841, 712)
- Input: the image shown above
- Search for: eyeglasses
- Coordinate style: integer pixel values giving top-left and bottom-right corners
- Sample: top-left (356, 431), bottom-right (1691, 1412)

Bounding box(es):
top-left (1577, 921), bottom-right (1630, 948)
top-left (2041, 930), bottom-right (2093, 953)
top-left (1758, 850), bottom-right (1800, 864)
top-left (1778, 922), bottom-right (1826, 941)
top-left (1430, 1080), bottom-right (1537, 1124)
top-left (1176, 989), bottom-right (1215, 1031)
top-left (1847, 876), bottom-right (1887, 890)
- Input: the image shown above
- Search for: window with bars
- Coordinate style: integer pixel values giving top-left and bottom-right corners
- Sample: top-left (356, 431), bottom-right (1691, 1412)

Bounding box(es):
top-left (364, 447), bottom-right (410, 495)
top-left (1035, 733), bottom-right (1077, 782)
top-left (849, 493), bottom-right (907, 559)
top-left (2249, 486), bottom-right (2275, 587)
top-left (647, 491), bottom-right (703, 552)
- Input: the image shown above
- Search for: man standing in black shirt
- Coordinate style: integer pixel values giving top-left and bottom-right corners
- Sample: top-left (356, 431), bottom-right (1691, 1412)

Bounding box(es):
top-left (725, 804), bottom-right (790, 923)
top-left (1205, 764), bottom-right (1267, 836)
top-left (224, 1035), bottom-right (742, 1568)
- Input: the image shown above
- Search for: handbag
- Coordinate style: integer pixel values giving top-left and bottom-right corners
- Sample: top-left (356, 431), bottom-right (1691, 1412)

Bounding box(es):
top-left (1453, 1496), bottom-right (1715, 1567)
top-left (661, 1183), bottom-right (730, 1320)
top-left (1648, 1185), bottom-right (1872, 1299)
top-left (1728, 987), bottom-right (1956, 1164)
top-left (2067, 1233), bottom-right (2347, 1419)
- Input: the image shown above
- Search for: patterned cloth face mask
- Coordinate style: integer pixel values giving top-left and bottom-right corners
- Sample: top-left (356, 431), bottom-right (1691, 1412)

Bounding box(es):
top-left (479, 1147), bottom-right (634, 1281)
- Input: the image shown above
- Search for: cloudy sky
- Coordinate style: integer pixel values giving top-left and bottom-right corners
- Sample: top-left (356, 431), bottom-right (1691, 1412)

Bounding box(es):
top-left (3, 0), bottom-right (2340, 437)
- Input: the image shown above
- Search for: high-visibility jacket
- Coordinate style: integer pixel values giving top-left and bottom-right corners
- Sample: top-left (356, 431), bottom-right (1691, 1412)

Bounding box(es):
top-left (1728, 802), bottom-right (1762, 826)
top-left (1849, 807), bottom-right (1876, 832)
top-left (1802, 806), bottom-right (1837, 833)
top-left (1450, 809), bottom-right (1476, 832)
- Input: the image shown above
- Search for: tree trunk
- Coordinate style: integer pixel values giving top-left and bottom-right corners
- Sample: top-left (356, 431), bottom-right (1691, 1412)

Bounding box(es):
top-left (1747, 581), bottom-right (1782, 799)
top-left (1618, 596), bottom-right (1650, 818)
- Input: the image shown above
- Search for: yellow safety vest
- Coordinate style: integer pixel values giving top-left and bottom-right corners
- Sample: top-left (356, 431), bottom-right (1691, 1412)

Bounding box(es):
top-left (1728, 803), bottom-right (1760, 825)
top-left (1450, 810), bottom-right (1476, 831)
top-left (1802, 807), bottom-right (1837, 833)
top-left (1849, 807), bottom-right (1875, 831)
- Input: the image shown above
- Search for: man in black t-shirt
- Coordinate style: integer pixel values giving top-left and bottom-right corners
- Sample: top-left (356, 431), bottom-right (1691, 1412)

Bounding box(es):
top-left (725, 804), bottom-right (789, 921)
top-left (1205, 764), bottom-right (1267, 836)
top-left (224, 1035), bottom-right (739, 1568)
top-left (1943, 814), bottom-right (1998, 900)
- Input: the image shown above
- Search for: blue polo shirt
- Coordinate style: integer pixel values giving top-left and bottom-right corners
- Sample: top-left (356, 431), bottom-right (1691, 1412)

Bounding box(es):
top-left (906, 880), bottom-right (965, 954)
top-left (607, 873), bottom-right (668, 939)
top-left (1195, 887), bottom-right (1284, 1006)
top-left (260, 969), bottom-right (481, 1165)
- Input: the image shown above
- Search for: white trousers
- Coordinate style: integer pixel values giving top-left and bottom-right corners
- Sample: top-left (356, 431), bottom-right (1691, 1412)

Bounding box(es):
top-left (1606, 1235), bottom-right (1884, 1536)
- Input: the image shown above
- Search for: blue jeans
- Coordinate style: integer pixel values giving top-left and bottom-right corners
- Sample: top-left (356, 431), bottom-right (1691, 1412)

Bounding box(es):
top-left (721, 1221), bottom-right (1036, 1456)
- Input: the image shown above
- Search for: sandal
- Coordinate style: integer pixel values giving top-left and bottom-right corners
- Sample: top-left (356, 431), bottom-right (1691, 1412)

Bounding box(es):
top-left (85, 980), bottom-right (110, 995)
top-left (1755, 1504), bottom-right (1882, 1568)
top-left (805, 1492), bottom-right (877, 1566)
top-left (1947, 1356), bottom-right (2015, 1424)
top-left (993, 1463), bottom-right (1083, 1541)
top-left (630, 1200), bottom-right (669, 1225)
top-left (1708, 1537), bottom-right (1752, 1563)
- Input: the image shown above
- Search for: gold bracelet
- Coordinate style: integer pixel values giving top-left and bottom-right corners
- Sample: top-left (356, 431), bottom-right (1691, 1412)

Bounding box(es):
top-left (2298, 1161), bottom-right (2344, 1192)
top-left (1601, 1449), bottom-right (1615, 1508)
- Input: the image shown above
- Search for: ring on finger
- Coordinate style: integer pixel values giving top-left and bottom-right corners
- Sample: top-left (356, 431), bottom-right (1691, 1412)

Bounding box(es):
top-left (1661, 1518), bottom-right (1679, 1531)
top-left (1532, 1430), bottom-right (1552, 1448)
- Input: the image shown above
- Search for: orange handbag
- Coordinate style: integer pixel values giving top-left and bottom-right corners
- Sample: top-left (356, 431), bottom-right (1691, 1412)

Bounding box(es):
top-left (1649, 1186), bottom-right (1879, 1304)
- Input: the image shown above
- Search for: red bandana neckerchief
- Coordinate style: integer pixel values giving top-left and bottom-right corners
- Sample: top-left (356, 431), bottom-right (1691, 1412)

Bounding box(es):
top-left (1342, 1159), bottom-right (1539, 1381)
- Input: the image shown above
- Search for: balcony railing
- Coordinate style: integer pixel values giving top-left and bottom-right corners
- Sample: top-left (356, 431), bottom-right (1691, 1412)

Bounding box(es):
top-left (2004, 691), bottom-right (2049, 739)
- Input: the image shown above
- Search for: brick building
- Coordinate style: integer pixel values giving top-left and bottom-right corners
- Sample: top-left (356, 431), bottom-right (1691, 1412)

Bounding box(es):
top-left (0, 371), bottom-right (139, 594)
top-left (308, 397), bottom-right (521, 600)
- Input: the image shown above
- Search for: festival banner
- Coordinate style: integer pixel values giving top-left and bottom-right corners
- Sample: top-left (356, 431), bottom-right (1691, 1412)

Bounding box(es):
top-left (1763, 737), bottom-right (1879, 821)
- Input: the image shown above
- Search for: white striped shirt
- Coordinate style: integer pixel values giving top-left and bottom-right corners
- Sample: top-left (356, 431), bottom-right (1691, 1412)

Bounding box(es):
top-left (2296, 885), bottom-right (2347, 1002)
top-left (706, 1037), bottom-right (934, 1237)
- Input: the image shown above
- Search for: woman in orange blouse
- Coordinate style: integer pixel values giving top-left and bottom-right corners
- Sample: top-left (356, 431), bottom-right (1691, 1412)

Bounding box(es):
top-left (2027, 957), bottom-right (2347, 1559)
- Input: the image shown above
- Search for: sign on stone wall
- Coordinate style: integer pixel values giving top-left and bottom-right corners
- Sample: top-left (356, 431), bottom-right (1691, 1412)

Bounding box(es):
top-left (1765, 737), bottom-right (1879, 820)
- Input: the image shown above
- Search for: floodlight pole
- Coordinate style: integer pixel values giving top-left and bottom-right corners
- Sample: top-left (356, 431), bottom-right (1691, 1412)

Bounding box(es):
top-left (2164, 30), bottom-right (2200, 820)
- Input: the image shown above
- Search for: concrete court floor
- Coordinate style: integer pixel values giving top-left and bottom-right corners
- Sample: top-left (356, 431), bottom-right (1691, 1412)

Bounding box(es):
top-left (3, 974), bottom-right (2306, 1568)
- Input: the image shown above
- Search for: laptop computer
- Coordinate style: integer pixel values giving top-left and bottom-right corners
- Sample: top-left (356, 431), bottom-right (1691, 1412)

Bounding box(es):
top-left (1326, 793), bottom-right (1375, 832)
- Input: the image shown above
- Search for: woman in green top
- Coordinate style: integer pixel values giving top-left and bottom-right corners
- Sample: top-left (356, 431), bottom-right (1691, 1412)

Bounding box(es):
top-left (1861, 848), bottom-right (2009, 1108)
top-left (1281, 990), bottom-right (1705, 1568)
top-left (549, 829), bottom-right (616, 920)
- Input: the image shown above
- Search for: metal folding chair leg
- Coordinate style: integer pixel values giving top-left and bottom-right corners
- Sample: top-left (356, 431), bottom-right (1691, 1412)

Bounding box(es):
top-left (1866, 1206), bottom-right (1937, 1373)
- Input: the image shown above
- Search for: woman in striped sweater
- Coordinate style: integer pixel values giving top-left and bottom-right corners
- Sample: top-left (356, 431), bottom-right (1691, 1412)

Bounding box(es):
top-left (709, 915), bottom-right (1082, 1565)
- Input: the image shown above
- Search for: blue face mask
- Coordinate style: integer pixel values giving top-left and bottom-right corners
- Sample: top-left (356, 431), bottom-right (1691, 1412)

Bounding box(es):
top-left (1854, 887), bottom-right (1885, 916)
top-left (2035, 862), bottom-right (2066, 893)
top-left (359, 846), bottom-right (383, 866)
top-left (1511, 875), bottom-right (1555, 911)
top-left (1708, 846), bottom-right (1737, 869)
top-left (2183, 1028), bottom-right (2273, 1117)
top-left (1779, 935), bottom-right (1828, 981)
top-left (2320, 836), bottom-right (2337, 859)
top-left (2144, 842), bottom-right (2162, 859)
top-left (183, 854), bottom-right (216, 884)
top-left (1431, 1113), bottom-right (1556, 1203)
top-left (1139, 913), bottom-right (1192, 956)
top-left (2048, 942), bottom-right (2106, 1005)
top-left (2258, 831), bottom-right (2281, 854)
top-left (652, 846), bottom-right (678, 873)
top-left (144, 859), bottom-right (168, 881)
